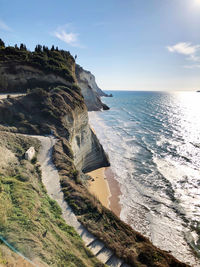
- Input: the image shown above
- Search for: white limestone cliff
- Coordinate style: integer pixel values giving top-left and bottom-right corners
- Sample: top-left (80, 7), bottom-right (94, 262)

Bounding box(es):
top-left (75, 64), bottom-right (109, 111)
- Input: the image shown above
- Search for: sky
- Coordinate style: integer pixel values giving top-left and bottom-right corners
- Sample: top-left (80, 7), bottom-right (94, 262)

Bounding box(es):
top-left (0, 0), bottom-right (200, 91)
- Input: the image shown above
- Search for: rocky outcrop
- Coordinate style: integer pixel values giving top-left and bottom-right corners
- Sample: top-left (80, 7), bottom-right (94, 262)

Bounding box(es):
top-left (25, 146), bottom-right (35, 161)
top-left (75, 64), bottom-right (109, 111)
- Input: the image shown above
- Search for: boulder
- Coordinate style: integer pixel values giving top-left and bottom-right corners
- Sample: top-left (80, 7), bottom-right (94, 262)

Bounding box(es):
top-left (25, 146), bottom-right (35, 161)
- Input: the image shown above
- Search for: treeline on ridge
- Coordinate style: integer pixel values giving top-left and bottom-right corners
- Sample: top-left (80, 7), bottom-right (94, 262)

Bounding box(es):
top-left (0, 38), bottom-right (75, 84)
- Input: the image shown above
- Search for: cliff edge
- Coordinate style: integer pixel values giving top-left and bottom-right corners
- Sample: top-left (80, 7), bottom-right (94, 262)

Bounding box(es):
top-left (75, 64), bottom-right (109, 111)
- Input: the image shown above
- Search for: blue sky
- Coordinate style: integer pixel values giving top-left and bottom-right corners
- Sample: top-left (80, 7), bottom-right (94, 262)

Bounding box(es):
top-left (0, 0), bottom-right (200, 91)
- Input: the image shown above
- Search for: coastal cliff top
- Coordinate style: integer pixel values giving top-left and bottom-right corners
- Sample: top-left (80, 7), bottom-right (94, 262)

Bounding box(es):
top-left (0, 40), bottom-right (75, 92)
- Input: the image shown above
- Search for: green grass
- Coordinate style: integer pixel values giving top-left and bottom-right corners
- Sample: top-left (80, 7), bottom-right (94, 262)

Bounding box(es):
top-left (0, 132), bottom-right (102, 267)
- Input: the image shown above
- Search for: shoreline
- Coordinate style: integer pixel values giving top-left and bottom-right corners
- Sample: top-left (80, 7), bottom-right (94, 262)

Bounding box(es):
top-left (89, 117), bottom-right (122, 217)
top-left (87, 167), bottom-right (111, 209)
top-left (87, 167), bottom-right (121, 217)
top-left (105, 167), bottom-right (121, 217)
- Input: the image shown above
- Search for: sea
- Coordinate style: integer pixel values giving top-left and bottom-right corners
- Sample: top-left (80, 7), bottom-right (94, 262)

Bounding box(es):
top-left (88, 91), bottom-right (200, 267)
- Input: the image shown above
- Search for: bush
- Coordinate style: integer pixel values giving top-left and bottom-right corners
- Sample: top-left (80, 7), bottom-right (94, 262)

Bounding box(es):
top-left (16, 173), bottom-right (29, 182)
top-left (31, 156), bottom-right (37, 164)
top-left (35, 164), bottom-right (42, 177)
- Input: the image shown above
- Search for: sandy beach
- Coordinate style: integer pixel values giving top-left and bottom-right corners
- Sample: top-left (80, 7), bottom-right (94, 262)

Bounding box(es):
top-left (87, 167), bottom-right (121, 216)
top-left (87, 167), bottom-right (111, 209)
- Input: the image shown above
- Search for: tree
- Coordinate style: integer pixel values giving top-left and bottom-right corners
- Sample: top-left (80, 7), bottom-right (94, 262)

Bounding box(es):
top-left (20, 43), bottom-right (27, 51)
top-left (43, 46), bottom-right (49, 52)
top-left (51, 45), bottom-right (55, 51)
top-left (0, 39), bottom-right (5, 49)
top-left (35, 44), bottom-right (42, 53)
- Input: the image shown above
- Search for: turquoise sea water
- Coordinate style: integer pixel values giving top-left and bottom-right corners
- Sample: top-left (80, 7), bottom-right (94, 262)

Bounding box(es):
top-left (88, 91), bottom-right (200, 266)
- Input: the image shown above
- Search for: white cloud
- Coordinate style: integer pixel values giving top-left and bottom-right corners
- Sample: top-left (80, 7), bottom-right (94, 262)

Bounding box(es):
top-left (53, 25), bottom-right (80, 47)
top-left (167, 42), bottom-right (200, 68)
top-left (0, 19), bottom-right (12, 31)
top-left (167, 42), bottom-right (200, 55)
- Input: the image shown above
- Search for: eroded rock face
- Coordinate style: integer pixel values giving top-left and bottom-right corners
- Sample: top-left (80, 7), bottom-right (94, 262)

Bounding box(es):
top-left (0, 86), bottom-right (110, 173)
top-left (0, 63), bottom-right (71, 92)
top-left (75, 64), bottom-right (109, 111)
top-left (65, 105), bottom-right (110, 172)
top-left (0, 62), bottom-right (109, 112)
top-left (0, 59), bottom-right (110, 173)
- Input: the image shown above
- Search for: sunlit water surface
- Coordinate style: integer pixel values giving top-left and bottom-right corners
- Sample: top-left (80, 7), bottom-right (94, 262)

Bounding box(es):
top-left (89, 91), bottom-right (200, 266)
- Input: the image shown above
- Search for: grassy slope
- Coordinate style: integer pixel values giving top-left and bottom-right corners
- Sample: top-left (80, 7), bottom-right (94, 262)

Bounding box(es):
top-left (0, 131), bottom-right (102, 267)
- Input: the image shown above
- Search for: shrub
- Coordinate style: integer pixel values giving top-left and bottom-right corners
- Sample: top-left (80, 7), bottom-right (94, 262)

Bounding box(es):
top-left (31, 156), bottom-right (37, 164)
top-left (16, 173), bottom-right (29, 182)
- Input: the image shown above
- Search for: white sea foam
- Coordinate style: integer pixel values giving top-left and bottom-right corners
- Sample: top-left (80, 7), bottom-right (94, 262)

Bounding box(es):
top-left (88, 92), bottom-right (200, 266)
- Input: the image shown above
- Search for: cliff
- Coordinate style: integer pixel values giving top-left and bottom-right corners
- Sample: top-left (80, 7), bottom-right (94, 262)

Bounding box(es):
top-left (0, 48), bottom-right (109, 112)
top-left (0, 62), bottom-right (72, 92)
top-left (69, 109), bottom-right (110, 172)
top-left (0, 87), bottom-right (110, 173)
top-left (75, 64), bottom-right (109, 111)
top-left (0, 45), bottom-right (75, 93)
top-left (0, 46), bottom-right (110, 171)
top-left (0, 42), bottom-right (189, 267)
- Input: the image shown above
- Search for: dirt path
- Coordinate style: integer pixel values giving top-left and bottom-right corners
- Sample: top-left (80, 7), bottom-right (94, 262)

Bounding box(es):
top-left (0, 93), bottom-right (25, 100)
top-left (33, 135), bottom-right (129, 267)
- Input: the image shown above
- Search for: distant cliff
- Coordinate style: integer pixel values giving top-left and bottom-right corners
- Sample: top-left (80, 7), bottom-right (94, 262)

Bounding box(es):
top-left (75, 64), bottom-right (109, 111)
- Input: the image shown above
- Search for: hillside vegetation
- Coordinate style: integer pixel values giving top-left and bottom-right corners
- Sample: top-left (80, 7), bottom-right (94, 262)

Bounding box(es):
top-left (0, 39), bottom-right (75, 92)
top-left (0, 131), bottom-right (101, 267)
